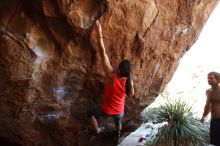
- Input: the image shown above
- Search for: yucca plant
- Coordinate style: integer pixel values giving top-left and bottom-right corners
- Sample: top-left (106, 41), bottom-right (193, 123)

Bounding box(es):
top-left (151, 100), bottom-right (209, 146)
top-left (146, 107), bottom-right (160, 122)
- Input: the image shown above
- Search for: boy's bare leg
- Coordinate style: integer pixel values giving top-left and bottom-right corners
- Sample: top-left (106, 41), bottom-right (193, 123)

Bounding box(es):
top-left (90, 116), bottom-right (100, 134)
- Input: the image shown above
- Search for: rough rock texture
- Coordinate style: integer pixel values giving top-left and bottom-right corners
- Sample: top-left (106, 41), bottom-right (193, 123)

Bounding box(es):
top-left (0, 0), bottom-right (218, 146)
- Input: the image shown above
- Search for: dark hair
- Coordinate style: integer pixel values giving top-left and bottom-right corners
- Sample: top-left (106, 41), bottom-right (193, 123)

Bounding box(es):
top-left (118, 59), bottom-right (131, 95)
top-left (208, 71), bottom-right (220, 81)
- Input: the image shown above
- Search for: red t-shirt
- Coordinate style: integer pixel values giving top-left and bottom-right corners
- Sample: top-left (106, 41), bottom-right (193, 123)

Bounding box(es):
top-left (101, 73), bottom-right (126, 114)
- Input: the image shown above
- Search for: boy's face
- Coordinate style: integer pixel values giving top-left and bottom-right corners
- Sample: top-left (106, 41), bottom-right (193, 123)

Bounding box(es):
top-left (208, 74), bottom-right (218, 85)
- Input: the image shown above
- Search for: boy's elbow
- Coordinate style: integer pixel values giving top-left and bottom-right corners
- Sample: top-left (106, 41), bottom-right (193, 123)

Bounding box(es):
top-left (130, 89), bottom-right (135, 97)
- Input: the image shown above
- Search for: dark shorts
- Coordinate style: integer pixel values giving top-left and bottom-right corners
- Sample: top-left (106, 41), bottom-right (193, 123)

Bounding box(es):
top-left (210, 118), bottom-right (220, 146)
top-left (87, 105), bottom-right (124, 127)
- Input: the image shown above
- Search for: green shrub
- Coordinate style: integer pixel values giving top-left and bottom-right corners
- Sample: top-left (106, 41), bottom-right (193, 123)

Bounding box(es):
top-left (146, 107), bottom-right (160, 122)
top-left (151, 100), bottom-right (209, 146)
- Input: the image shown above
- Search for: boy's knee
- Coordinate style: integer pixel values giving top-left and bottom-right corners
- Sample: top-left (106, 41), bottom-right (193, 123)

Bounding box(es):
top-left (87, 109), bottom-right (94, 118)
top-left (87, 105), bottom-right (102, 119)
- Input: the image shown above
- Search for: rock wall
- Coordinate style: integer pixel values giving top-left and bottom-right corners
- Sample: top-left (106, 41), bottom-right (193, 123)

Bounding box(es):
top-left (0, 0), bottom-right (218, 145)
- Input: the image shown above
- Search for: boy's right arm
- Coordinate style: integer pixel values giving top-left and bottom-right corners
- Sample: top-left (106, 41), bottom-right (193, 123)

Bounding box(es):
top-left (200, 90), bottom-right (211, 122)
top-left (96, 20), bottom-right (114, 78)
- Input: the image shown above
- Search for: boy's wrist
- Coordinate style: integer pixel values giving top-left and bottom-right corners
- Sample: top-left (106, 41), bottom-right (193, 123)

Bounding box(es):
top-left (97, 34), bottom-right (103, 38)
top-left (98, 33), bottom-right (103, 37)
